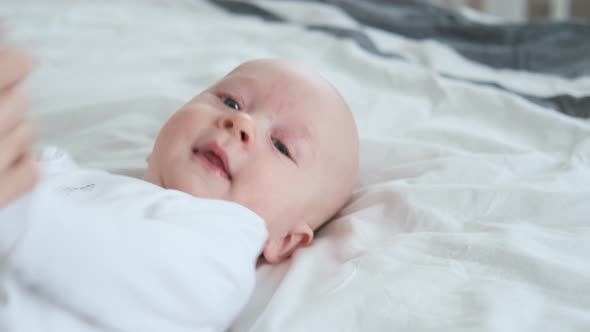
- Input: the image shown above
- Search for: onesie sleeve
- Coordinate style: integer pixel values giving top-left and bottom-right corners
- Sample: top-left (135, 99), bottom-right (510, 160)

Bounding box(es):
top-left (0, 194), bottom-right (33, 264)
top-left (0, 147), bottom-right (78, 262)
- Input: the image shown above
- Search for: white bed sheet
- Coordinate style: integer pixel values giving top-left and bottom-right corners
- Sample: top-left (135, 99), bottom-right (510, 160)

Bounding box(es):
top-left (2, 0), bottom-right (590, 331)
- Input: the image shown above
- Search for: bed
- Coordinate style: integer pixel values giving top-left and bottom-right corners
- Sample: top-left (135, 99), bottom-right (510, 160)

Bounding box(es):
top-left (2, 0), bottom-right (590, 331)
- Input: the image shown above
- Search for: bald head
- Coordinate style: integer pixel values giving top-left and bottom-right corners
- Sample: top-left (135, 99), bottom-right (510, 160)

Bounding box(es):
top-left (232, 59), bottom-right (358, 228)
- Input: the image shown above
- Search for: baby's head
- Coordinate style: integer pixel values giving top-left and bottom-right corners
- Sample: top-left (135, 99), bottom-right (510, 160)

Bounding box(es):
top-left (145, 59), bottom-right (359, 263)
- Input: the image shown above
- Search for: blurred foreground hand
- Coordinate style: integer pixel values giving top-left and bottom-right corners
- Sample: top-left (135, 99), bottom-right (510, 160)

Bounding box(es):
top-left (0, 44), bottom-right (38, 208)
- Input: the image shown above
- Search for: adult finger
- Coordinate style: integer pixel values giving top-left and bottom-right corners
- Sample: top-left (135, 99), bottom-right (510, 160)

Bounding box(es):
top-left (0, 87), bottom-right (27, 134)
top-left (0, 49), bottom-right (33, 90)
top-left (0, 154), bottom-right (38, 208)
top-left (0, 119), bottom-right (34, 170)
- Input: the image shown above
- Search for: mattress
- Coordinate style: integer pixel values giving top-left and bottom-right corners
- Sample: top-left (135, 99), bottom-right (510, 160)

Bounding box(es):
top-left (2, 0), bottom-right (589, 331)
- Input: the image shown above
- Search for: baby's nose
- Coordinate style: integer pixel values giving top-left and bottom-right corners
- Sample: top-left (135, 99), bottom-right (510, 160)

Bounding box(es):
top-left (221, 114), bottom-right (255, 146)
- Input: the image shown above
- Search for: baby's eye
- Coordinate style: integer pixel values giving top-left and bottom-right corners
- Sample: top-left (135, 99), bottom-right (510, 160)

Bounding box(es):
top-left (222, 97), bottom-right (240, 111)
top-left (272, 137), bottom-right (291, 158)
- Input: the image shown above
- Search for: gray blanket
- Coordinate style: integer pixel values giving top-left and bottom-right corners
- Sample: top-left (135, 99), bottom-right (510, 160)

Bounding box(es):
top-left (320, 0), bottom-right (590, 78)
top-left (210, 0), bottom-right (590, 118)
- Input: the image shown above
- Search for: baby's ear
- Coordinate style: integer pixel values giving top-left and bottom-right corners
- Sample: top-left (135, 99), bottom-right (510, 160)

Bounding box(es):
top-left (263, 224), bottom-right (313, 264)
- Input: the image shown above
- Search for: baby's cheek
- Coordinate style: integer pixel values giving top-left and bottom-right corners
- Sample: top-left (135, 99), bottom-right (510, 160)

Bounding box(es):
top-left (230, 165), bottom-right (292, 219)
top-left (230, 184), bottom-right (267, 218)
top-left (176, 109), bottom-right (204, 128)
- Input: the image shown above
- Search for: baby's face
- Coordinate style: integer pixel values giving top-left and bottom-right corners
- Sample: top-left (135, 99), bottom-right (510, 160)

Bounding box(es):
top-left (145, 59), bottom-right (358, 263)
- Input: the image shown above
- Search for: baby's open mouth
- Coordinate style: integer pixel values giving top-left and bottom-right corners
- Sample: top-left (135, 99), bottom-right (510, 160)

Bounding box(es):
top-left (192, 146), bottom-right (232, 180)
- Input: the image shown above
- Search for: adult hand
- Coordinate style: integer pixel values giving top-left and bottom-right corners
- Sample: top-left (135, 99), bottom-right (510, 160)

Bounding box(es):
top-left (0, 47), bottom-right (38, 207)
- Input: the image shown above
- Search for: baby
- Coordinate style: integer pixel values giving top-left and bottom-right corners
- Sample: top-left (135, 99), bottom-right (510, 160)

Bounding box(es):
top-left (144, 58), bottom-right (359, 263)
top-left (0, 48), bottom-right (358, 332)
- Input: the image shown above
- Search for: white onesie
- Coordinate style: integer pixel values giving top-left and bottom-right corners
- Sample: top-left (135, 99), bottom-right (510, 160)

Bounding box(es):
top-left (0, 148), bottom-right (268, 332)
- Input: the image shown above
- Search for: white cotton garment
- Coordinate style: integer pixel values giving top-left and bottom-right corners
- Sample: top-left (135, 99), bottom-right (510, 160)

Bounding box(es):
top-left (0, 148), bottom-right (268, 332)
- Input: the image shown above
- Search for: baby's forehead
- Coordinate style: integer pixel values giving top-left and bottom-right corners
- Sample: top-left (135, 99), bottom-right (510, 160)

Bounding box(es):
top-left (228, 60), bottom-right (331, 90)
top-left (221, 60), bottom-right (353, 139)
top-left (229, 59), bottom-right (300, 76)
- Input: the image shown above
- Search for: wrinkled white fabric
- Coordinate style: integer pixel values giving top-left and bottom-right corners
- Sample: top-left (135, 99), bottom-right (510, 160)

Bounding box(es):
top-left (0, 148), bottom-right (267, 332)
top-left (1, 1), bottom-right (590, 331)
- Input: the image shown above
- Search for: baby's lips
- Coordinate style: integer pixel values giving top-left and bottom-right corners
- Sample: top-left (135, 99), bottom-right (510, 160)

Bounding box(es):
top-left (192, 146), bottom-right (232, 180)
